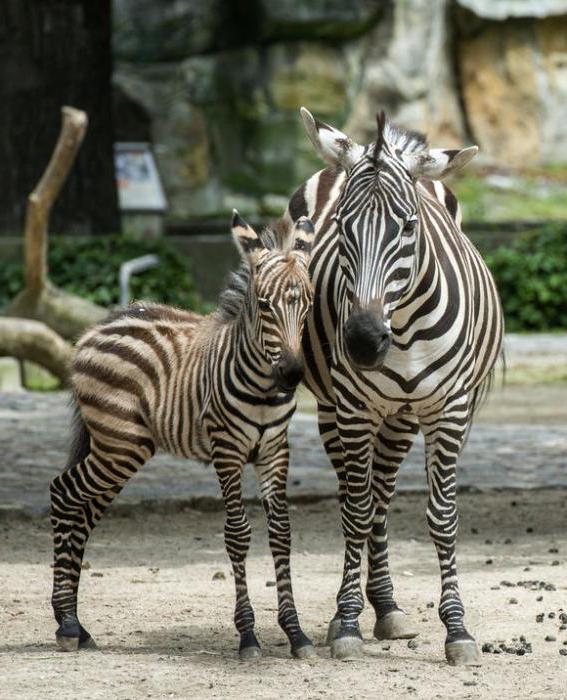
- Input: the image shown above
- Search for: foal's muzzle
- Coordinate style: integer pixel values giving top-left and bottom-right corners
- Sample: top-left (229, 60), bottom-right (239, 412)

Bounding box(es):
top-left (273, 352), bottom-right (304, 392)
top-left (344, 311), bottom-right (391, 370)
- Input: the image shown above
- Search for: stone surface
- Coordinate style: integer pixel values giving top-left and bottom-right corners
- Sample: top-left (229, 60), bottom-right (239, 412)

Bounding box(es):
top-left (2, 333), bottom-right (567, 516)
top-left (111, 0), bottom-right (567, 222)
top-left (457, 14), bottom-right (567, 165)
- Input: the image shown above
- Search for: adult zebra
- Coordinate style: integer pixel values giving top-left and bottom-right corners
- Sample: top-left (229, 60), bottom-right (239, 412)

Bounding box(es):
top-left (284, 109), bottom-right (503, 665)
top-left (49, 213), bottom-right (316, 660)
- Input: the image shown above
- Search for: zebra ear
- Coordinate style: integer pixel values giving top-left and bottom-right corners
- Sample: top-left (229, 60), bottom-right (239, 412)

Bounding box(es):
top-left (300, 107), bottom-right (364, 170)
top-left (289, 217), bottom-right (315, 266)
top-left (231, 210), bottom-right (264, 264)
top-left (403, 146), bottom-right (479, 180)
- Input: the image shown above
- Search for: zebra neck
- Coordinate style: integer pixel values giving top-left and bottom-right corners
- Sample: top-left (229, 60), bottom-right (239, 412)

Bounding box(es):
top-left (230, 307), bottom-right (276, 396)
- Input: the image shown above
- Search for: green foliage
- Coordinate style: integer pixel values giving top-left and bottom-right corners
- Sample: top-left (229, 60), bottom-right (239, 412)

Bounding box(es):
top-left (485, 224), bottom-right (567, 331)
top-left (0, 235), bottom-right (203, 312)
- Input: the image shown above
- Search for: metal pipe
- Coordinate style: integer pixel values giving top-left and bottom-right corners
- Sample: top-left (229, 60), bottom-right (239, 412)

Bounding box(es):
top-left (119, 254), bottom-right (160, 306)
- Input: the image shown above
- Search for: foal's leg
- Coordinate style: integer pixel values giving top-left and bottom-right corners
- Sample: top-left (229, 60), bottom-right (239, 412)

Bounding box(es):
top-left (367, 414), bottom-right (419, 641)
top-left (420, 395), bottom-right (481, 666)
top-left (213, 456), bottom-right (260, 660)
top-left (255, 441), bottom-right (315, 659)
top-left (50, 434), bottom-right (154, 650)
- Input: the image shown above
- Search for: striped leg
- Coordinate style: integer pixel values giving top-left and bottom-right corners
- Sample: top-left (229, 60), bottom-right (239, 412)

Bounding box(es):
top-left (50, 436), bottom-right (153, 651)
top-left (330, 410), bottom-right (377, 660)
top-left (367, 414), bottom-right (419, 641)
top-left (316, 404), bottom-right (347, 645)
top-left (213, 457), bottom-right (260, 660)
top-left (420, 398), bottom-right (481, 666)
top-left (255, 442), bottom-right (315, 659)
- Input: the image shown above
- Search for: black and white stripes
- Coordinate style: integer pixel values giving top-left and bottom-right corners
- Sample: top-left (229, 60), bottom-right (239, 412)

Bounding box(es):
top-left (50, 213), bottom-right (316, 660)
top-left (287, 108), bottom-right (503, 665)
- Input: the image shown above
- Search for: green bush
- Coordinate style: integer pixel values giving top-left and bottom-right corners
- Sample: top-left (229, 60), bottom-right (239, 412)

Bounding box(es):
top-left (0, 235), bottom-right (204, 312)
top-left (485, 224), bottom-right (567, 331)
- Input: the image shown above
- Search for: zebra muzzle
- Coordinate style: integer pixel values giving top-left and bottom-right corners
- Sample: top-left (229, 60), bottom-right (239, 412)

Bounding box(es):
top-left (273, 352), bottom-right (304, 392)
top-left (344, 311), bottom-right (391, 370)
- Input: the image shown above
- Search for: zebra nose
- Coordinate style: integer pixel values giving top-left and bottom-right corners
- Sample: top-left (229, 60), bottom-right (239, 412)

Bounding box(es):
top-left (273, 353), bottom-right (304, 392)
top-left (344, 312), bottom-right (391, 370)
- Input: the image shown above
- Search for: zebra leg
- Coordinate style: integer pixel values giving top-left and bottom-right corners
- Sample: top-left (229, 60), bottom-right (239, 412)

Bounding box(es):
top-left (330, 413), bottom-right (377, 661)
top-left (316, 403), bottom-right (347, 645)
top-left (214, 460), bottom-right (260, 660)
top-left (255, 444), bottom-right (315, 660)
top-left (421, 398), bottom-right (481, 666)
top-left (50, 438), bottom-right (151, 651)
top-left (367, 414), bottom-right (419, 641)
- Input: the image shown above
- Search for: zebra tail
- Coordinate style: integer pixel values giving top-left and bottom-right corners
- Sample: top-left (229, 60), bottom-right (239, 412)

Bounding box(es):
top-left (463, 345), bottom-right (505, 447)
top-left (65, 394), bottom-right (91, 470)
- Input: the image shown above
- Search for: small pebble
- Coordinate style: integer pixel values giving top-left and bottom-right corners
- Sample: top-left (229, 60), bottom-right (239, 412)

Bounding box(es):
top-left (463, 681), bottom-right (477, 687)
top-left (426, 602), bottom-right (435, 608)
top-left (551, 560), bottom-right (560, 566)
top-left (91, 572), bottom-right (104, 578)
top-left (407, 640), bottom-right (418, 650)
top-left (526, 527), bottom-right (533, 533)
top-left (536, 614), bottom-right (544, 623)
top-left (471, 527), bottom-right (478, 534)
top-left (485, 539), bottom-right (492, 545)
top-left (485, 559), bottom-right (493, 565)
top-left (265, 580), bottom-right (276, 587)
top-left (508, 598), bottom-right (518, 605)
top-left (82, 560), bottom-right (91, 570)
top-left (560, 649), bottom-right (567, 657)
top-left (537, 596), bottom-right (543, 602)
top-left (559, 613), bottom-right (567, 623)
top-left (549, 547), bottom-right (559, 553)
top-left (212, 571), bottom-right (226, 581)
top-left (560, 624), bottom-right (567, 631)
top-left (504, 538), bottom-right (512, 545)
top-left (545, 635), bottom-right (556, 642)
top-left (548, 612), bottom-right (556, 619)
top-left (382, 644), bottom-right (391, 651)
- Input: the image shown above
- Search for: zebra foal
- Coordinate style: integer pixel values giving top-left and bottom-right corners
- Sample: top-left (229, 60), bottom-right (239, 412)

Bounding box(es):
top-left (50, 212), bottom-right (316, 660)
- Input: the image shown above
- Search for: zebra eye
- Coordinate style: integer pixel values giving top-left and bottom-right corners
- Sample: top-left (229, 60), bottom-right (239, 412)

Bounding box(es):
top-left (403, 219), bottom-right (417, 233)
top-left (258, 298), bottom-right (271, 312)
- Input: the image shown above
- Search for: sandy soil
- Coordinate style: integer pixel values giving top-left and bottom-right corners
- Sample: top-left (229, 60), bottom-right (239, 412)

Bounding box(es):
top-left (1, 491), bottom-right (566, 699)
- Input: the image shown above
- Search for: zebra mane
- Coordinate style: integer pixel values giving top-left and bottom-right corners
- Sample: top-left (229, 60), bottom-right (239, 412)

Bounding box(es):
top-left (383, 119), bottom-right (428, 156)
top-left (217, 225), bottom-right (280, 323)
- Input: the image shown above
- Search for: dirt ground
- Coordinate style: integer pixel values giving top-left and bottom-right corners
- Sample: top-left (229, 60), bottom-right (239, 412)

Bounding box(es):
top-left (1, 491), bottom-right (566, 699)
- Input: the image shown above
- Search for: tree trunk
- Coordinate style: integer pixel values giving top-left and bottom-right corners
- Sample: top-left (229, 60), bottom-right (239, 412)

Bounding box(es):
top-left (0, 318), bottom-right (73, 384)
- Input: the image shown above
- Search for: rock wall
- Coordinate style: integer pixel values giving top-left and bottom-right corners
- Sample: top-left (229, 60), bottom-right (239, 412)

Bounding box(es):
top-left (112, 0), bottom-right (567, 223)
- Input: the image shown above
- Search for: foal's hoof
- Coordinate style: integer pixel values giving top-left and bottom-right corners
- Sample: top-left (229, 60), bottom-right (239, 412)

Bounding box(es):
top-left (326, 617), bottom-right (342, 646)
top-left (330, 635), bottom-right (364, 661)
top-left (239, 631), bottom-right (262, 661)
top-left (292, 642), bottom-right (317, 659)
top-left (445, 638), bottom-right (482, 666)
top-left (239, 645), bottom-right (262, 661)
top-left (374, 610), bottom-right (418, 640)
top-left (56, 619), bottom-right (95, 652)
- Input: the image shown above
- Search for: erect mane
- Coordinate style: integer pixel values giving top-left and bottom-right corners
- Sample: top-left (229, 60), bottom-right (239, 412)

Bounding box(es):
top-left (383, 119), bottom-right (428, 156)
top-left (217, 222), bottom-right (290, 323)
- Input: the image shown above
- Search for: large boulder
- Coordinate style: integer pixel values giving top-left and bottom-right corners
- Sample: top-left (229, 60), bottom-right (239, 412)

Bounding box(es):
top-left (456, 7), bottom-right (567, 164)
top-left (345, 0), bottom-right (465, 148)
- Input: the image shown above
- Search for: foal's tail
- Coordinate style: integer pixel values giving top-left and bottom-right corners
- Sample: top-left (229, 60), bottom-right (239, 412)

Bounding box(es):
top-left (66, 395), bottom-right (91, 470)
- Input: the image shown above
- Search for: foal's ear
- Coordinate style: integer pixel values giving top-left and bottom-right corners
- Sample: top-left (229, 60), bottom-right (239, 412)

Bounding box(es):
top-left (231, 210), bottom-right (265, 265)
top-left (300, 107), bottom-right (364, 170)
top-left (402, 146), bottom-right (479, 180)
top-left (289, 217), bottom-right (315, 267)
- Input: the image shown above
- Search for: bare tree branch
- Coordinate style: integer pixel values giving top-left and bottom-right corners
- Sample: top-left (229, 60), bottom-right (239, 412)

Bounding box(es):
top-left (25, 107), bottom-right (88, 294)
top-left (0, 318), bottom-right (73, 384)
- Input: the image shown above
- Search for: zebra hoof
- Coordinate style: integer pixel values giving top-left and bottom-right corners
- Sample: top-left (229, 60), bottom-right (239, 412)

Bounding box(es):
top-left (373, 610), bottom-right (418, 640)
top-left (326, 617), bottom-right (342, 646)
top-left (445, 639), bottom-right (482, 666)
top-left (56, 634), bottom-right (79, 652)
top-left (239, 645), bottom-right (262, 661)
top-left (330, 635), bottom-right (364, 661)
top-left (239, 631), bottom-right (262, 661)
top-left (79, 634), bottom-right (97, 650)
top-left (292, 642), bottom-right (317, 659)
